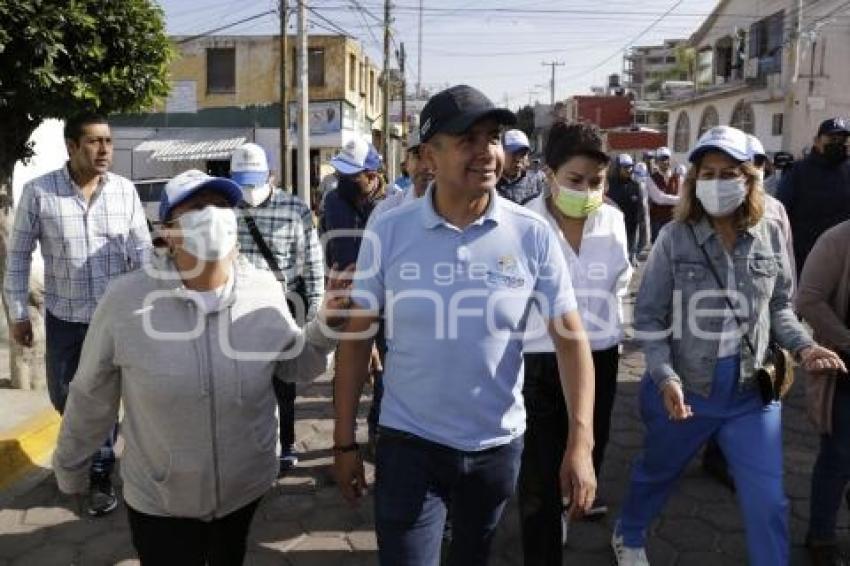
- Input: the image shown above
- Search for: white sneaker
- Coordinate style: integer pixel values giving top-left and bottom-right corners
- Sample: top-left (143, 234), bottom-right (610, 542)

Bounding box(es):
top-left (612, 525), bottom-right (649, 566)
top-left (561, 509), bottom-right (569, 546)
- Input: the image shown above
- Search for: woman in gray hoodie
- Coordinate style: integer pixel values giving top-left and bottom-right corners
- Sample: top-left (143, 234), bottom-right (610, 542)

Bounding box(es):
top-left (53, 170), bottom-right (353, 565)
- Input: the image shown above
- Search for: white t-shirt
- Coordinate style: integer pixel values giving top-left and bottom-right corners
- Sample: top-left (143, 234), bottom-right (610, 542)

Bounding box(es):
top-left (523, 196), bottom-right (633, 353)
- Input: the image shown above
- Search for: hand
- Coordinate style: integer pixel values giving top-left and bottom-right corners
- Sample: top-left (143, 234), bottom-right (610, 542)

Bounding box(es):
top-left (369, 344), bottom-right (383, 376)
top-left (661, 380), bottom-right (693, 421)
top-left (560, 442), bottom-right (597, 519)
top-left (11, 320), bottom-right (33, 348)
top-left (800, 345), bottom-right (847, 375)
top-left (333, 449), bottom-right (368, 506)
top-left (321, 263), bottom-right (355, 329)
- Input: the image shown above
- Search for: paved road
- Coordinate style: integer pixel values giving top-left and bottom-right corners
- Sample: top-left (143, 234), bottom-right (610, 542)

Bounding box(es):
top-left (0, 296), bottom-right (847, 564)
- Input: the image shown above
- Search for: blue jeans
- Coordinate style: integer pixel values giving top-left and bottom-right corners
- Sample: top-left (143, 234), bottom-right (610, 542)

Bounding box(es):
top-left (374, 427), bottom-right (523, 566)
top-left (808, 377), bottom-right (850, 542)
top-left (618, 355), bottom-right (788, 566)
top-left (46, 310), bottom-right (115, 477)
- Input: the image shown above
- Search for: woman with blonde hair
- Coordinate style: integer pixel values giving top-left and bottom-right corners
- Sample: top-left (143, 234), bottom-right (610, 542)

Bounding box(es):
top-left (611, 126), bottom-right (845, 566)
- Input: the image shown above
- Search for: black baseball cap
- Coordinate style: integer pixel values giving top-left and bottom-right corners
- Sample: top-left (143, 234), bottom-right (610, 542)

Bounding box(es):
top-left (419, 85), bottom-right (516, 143)
top-left (817, 117), bottom-right (850, 137)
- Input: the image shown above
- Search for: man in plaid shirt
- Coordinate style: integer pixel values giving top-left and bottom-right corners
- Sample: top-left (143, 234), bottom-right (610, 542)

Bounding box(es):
top-left (230, 144), bottom-right (325, 474)
top-left (4, 114), bottom-right (152, 516)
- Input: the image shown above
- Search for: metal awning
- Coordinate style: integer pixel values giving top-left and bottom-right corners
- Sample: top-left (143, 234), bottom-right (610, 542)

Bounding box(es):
top-left (134, 129), bottom-right (248, 162)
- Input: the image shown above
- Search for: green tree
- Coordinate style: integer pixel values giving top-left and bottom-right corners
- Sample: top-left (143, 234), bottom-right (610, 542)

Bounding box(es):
top-left (516, 105), bottom-right (535, 138)
top-left (0, 0), bottom-right (172, 388)
top-left (0, 0), bottom-right (173, 197)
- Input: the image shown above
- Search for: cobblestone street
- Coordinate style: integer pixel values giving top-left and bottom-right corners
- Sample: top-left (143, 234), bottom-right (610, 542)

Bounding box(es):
top-left (2, 334), bottom-right (847, 564)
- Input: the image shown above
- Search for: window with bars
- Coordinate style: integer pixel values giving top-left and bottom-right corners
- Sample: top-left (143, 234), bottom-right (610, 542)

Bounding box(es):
top-left (674, 111), bottom-right (691, 153)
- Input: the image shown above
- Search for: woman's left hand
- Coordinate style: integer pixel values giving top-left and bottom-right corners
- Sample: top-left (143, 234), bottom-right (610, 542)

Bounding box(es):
top-left (799, 344), bottom-right (847, 375)
top-left (321, 263), bottom-right (355, 329)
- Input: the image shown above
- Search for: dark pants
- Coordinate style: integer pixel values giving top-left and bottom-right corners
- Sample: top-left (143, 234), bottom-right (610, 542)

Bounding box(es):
top-left (375, 427), bottom-right (523, 566)
top-left (650, 218), bottom-right (670, 243)
top-left (45, 310), bottom-right (115, 476)
top-left (272, 380), bottom-right (296, 450)
top-left (518, 347), bottom-right (619, 566)
top-left (367, 322), bottom-right (388, 438)
top-left (625, 220), bottom-right (640, 264)
top-left (809, 377), bottom-right (850, 542)
top-left (127, 499), bottom-right (260, 566)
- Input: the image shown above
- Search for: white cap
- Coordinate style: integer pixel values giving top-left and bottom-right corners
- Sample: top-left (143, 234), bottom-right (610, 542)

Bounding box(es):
top-left (674, 164), bottom-right (688, 176)
top-left (503, 129), bottom-right (530, 152)
top-left (617, 154), bottom-right (634, 166)
top-left (159, 169), bottom-right (242, 222)
top-left (655, 146), bottom-right (672, 158)
top-left (746, 134), bottom-right (766, 159)
top-left (330, 138), bottom-right (380, 175)
top-left (230, 143), bottom-right (269, 187)
top-left (634, 162), bottom-right (648, 177)
top-left (689, 126), bottom-right (751, 163)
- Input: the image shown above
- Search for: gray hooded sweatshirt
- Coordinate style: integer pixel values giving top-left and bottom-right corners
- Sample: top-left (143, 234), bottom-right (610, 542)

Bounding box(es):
top-left (53, 253), bottom-right (336, 519)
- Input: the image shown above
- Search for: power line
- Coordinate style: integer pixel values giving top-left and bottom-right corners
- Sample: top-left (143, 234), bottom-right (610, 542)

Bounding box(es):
top-left (176, 10), bottom-right (276, 44)
top-left (560, 0), bottom-right (687, 82)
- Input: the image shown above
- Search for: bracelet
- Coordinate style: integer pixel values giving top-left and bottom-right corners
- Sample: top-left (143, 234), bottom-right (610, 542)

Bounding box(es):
top-left (332, 442), bottom-right (359, 454)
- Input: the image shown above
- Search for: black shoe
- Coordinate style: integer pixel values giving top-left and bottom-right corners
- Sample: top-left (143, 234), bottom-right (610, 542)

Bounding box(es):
top-left (279, 446), bottom-right (299, 476)
top-left (87, 473), bottom-right (118, 517)
top-left (807, 539), bottom-right (850, 566)
top-left (583, 497), bottom-right (608, 520)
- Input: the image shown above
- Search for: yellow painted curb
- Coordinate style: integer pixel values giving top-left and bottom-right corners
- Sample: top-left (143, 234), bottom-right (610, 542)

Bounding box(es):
top-left (0, 409), bottom-right (60, 490)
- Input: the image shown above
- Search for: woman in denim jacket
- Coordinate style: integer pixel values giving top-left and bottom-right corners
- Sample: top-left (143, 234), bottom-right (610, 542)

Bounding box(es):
top-left (611, 126), bottom-right (845, 566)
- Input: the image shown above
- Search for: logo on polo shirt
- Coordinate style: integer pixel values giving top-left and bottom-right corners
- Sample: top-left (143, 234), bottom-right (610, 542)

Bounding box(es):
top-left (487, 254), bottom-right (525, 288)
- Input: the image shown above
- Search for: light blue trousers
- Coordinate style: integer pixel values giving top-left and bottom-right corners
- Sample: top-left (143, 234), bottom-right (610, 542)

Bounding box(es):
top-left (618, 355), bottom-right (788, 566)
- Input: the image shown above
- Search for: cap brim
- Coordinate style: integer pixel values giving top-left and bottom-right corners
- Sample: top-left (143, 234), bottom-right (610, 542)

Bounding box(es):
top-left (159, 177), bottom-right (242, 222)
top-left (504, 143), bottom-right (530, 153)
top-left (429, 108), bottom-right (517, 140)
top-left (330, 157), bottom-right (365, 175)
top-left (821, 128), bottom-right (850, 136)
top-left (689, 145), bottom-right (749, 164)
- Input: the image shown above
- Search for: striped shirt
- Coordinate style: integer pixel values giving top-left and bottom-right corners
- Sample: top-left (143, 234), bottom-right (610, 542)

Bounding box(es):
top-left (236, 190), bottom-right (324, 315)
top-left (4, 166), bottom-right (153, 323)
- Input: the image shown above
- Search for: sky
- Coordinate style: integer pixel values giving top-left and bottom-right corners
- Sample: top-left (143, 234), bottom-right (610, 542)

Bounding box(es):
top-left (158, 0), bottom-right (722, 110)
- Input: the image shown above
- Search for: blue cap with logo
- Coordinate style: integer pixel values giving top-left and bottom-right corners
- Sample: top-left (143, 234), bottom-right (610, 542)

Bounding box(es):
top-left (817, 117), bottom-right (850, 137)
top-left (159, 169), bottom-right (242, 222)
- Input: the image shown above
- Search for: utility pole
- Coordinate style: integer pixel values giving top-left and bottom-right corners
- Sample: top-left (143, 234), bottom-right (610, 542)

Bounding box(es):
top-left (296, 0), bottom-right (310, 205)
top-left (541, 60), bottom-right (565, 106)
top-left (782, 0), bottom-right (803, 152)
top-left (383, 0), bottom-right (392, 177)
top-left (398, 42), bottom-right (407, 140)
top-left (417, 0), bottom-right (423, 98)
top-left (279, 0), bottom-right (290, 190)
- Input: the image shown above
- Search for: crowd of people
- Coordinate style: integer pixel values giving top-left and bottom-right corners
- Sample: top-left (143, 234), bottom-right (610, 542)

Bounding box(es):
top-left (4, 89), bottom-right (850, 566)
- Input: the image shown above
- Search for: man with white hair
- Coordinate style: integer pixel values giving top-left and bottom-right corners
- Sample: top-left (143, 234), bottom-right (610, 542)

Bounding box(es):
top-left (496, 129), bottom-right (546, 204)
top-left (230, 143), bottom-right (325, 474)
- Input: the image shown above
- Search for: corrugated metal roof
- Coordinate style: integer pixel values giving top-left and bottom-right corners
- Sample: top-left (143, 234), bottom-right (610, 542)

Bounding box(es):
top-left (133, 128), bottom-right (248, 162)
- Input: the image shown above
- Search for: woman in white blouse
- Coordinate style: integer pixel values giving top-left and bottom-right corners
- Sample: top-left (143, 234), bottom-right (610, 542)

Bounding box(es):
top-left (518, 121), bottom-right (633, 566)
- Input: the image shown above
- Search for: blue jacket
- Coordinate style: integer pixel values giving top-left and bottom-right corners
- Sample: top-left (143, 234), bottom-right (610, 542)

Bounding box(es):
top-left (777, 152), bottom-right (850, 276)
top-left (320, 187), bottom-right (375, 269)
top-left (636, 217), bottom-right (813, 395)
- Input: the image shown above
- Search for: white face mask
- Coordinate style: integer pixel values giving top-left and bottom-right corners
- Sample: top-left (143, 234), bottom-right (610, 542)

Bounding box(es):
top-left (241, 183), bottom-right (272, 207)
top-left (695, 178), bottom-right (748, 217)
top-left (177, 206), bottom-right (238, 261)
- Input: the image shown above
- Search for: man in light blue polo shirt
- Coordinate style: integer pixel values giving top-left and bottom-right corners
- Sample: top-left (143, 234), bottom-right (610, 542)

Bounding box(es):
top-left (333, 85), bottom-right (597, 565)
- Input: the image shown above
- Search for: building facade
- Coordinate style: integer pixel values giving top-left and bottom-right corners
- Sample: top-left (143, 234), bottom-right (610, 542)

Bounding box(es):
top-left (665, 0), bottom-right (850, 163)
top-left (624, 39), bottom-right (689, 133)
top-left (111, 34), bottom-right (384, 199)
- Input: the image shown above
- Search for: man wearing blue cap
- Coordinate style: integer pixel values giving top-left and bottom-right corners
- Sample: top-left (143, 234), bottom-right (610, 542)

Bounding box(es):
top-left (4, 113), bottom-right (152, 517)
top-left (607, 154), bottom-right (645, 265)
top-left (321, 138), bottom-right (385, 270)
top-left (230, 143), bottom-right (325, 474)
top-left (496, 129), bottom-right (546, 205)
top-left (778, 117), bottom-right (850, 277)
top-left (333, 85), bottom-right (597, 565)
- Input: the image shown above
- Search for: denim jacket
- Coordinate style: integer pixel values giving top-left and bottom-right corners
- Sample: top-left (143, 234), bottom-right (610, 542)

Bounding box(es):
top-left (635, 216), bottom-right (814, 395)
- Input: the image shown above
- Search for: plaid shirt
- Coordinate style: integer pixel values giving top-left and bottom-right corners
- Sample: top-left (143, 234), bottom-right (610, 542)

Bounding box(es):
top-left (237, 190), bottom-right (324, 315)
top-left (4, 166), bottom-right (152, 323)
